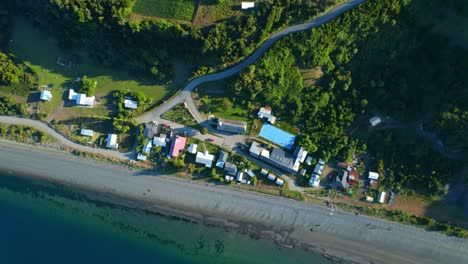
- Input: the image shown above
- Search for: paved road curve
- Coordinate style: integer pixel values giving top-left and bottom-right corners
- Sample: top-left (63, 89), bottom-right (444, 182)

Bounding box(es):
top-left (137, 0), bottom-right (366, 124)
top-left (0, 116), bottom-right (129, 160)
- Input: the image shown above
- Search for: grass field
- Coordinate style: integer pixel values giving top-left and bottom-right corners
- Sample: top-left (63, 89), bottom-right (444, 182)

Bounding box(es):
top-left (9, 16), bottom-right (170, 117)
top-left (162, 104), bottom-right (199, 127)
top-left (133, 0), bottom-right (196, 21)
top-left (193, 0), bottom-right (242, 28)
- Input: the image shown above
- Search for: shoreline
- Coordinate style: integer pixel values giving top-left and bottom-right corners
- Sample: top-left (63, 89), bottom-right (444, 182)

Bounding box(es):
top-left (0, 140), bottom-right (467, 264)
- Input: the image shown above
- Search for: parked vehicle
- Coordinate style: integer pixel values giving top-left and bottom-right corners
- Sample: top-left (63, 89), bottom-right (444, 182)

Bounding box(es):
top-left (206, 138), bottom-right (214, 142)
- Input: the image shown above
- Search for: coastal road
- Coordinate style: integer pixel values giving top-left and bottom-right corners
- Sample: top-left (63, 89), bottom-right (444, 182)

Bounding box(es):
top-left (0, 116), bottom-right (129, 160)
top-left (1, 141), bottom-right (466, 264)
top-left (137, 0), bottom-right (366, 124)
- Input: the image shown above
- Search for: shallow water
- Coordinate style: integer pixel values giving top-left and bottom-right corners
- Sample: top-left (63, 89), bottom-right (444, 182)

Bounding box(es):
top-left (0, 173), bottom-right (335, 264)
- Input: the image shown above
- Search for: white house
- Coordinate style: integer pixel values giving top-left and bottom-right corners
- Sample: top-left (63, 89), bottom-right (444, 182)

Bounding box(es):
top-left (195, 151), bottom-right (215, 168)
top-left (275, 178), bottom-right (284, 186)
top-left (153, 134), bottom-right (167, 148)
top-left (368, 171), bottom-right (379, 180)
top-left (187, 143), bottom-right (198, 154)
top-left (124, 99), bottom-right (138, 109)
top-left (106, 134), bottom-right (118, 149)
top-left (80, 128), bottom-right (94, 137)
top-left (40, 90), bottom-right (53, 101)
top-left (241, 2), bottom-right (255, 10)
top-left (308, 173), bottom-right (320, 187)
top-left (68, 89), bottom-right (95, 106)
top-left (369, 116), bottom-right (382, 127)
top-left (142, 141), bottom-right (152, 154)
top-left (137, 153), bottom-right (147, 161)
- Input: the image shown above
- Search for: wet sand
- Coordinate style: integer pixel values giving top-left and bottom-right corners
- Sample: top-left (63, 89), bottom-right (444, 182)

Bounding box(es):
top-left (0, 140), bottom-right (466, 264)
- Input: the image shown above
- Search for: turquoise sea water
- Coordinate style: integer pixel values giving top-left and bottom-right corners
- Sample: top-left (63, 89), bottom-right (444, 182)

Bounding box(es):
top-left (0, 173), bottom-right (335, 264)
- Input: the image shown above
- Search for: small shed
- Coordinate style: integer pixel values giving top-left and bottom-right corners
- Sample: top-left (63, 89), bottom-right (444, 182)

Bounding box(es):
top-left (80, 128), bottom-right (94, 137)
top-left (241, 2), bottom-right (255, 9)
top-left (267, 173), bottom-right (276, 181)
top-left (106, 134), bottom-right (118, 149)
top-left (313, 164), bottom-right (324, 175)
top-left (300, 169), bottom-right (307, 176)
top-left (236, 171), bottom-right (244, 182)
top-left (261, 168), bottom-right (269, 175)
top-left (142, 141), bottom-right (152, 154)
top-left (369, 116), bottom-right (382, 127)
top-left (40, 90), bottom-right (53, 101)
top-left (137, 153), bottom-right (147, 161)
top-left (246, 169), bottom-right (255, 178)
top-left (124, 99), bottom-right (138, 109)
top-left (378, 192), bottom-right (387, 204)
top-left (305, 156), bottom-right (313, 165)
top-left (187, 143), bottom-right (198, 154)
top-left (224, 175), bottom-right (234, 182)
top-left (366, 196), bottom-right (374, 203)
top-left (369, 171), bottom-right (379, 180)
top-left (308, 174), bottom-right (320, 187)
top-left (275, 178), bottom-right (284, 186)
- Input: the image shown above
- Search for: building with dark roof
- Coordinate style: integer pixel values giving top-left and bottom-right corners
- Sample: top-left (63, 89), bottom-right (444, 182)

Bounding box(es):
top-left (224, 162), bottom-right (238, 175)
top-left (144, 124), bottom-right (158, 139)
top-left (216, 151), bottom-right (228, 168)
top-left (217, 118), bottom-right (247, 134)
top-left (259, 147), bottom-right (298, 174)
top-left (332, 170), bottom-right (349, 189)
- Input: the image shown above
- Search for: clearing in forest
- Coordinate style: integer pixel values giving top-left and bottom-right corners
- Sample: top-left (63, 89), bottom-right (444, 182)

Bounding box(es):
top-left (133, 0), bottom-right (197, 22)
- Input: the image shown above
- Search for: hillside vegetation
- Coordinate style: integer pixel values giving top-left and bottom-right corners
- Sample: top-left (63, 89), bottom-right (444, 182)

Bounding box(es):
top-left (226, 0), bottom-right (468, 195)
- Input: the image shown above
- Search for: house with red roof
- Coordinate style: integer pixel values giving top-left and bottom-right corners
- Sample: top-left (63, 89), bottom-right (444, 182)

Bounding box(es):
top-left (169, 135), bottom-right (187, 158)
top-left (348, 171), bottom-right (359, 185)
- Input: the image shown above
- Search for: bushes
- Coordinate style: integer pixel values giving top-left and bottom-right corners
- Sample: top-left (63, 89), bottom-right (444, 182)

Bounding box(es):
top-left (280, 187), bottom-right (305, 201)
top-left (74, 76), bottom-right (97, 96)
top-left (113, 90), bottom-right (152, 118)
top-left (0, 96), bottom-right (26, 116)
top-left (348, 204), bottom-right (467, 238)
top-left (0, 124), bottom-right (52, 144)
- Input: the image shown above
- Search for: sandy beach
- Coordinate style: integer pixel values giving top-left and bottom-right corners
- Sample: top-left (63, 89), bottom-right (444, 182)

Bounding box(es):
top-left (0, 140), bottom-right (466, 264)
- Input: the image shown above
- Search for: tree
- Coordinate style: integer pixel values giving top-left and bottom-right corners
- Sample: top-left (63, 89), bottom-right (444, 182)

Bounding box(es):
top-left (76, 76), bottom-right (97, 96)
top-left (211, 168), bottom-right (219, 180)
top-left (222, 97), bottom-right (233, 111)
top-left (201, 127), bottom-right (208, 135)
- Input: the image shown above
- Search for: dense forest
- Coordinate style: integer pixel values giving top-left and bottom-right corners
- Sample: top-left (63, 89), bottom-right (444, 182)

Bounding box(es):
top-left (13, 0), bottom-right (189, 81)
top-left (192, 0), bottom-right (341, 65)
top-left (9, 0), bottom-right (341, 81)
top-left (227, 0), bottom-right (467, 194)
